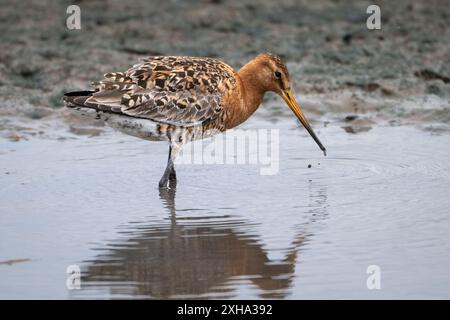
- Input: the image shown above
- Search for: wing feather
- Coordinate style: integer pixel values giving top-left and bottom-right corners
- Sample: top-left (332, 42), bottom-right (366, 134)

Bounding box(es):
top-left (83, 56), bottom-right (236, 126)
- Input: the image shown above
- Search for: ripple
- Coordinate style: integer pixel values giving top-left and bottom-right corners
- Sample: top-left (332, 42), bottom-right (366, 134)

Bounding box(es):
top-left (4, 125), bottom-right (447, 299)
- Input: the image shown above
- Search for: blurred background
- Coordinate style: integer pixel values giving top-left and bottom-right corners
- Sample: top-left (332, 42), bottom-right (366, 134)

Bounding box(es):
top-left (0, 0), bottom-right (449, 139)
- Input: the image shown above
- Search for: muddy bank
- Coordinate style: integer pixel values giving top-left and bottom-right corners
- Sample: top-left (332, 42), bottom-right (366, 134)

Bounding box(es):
top-left (0, 0), bottom-right (450, 141)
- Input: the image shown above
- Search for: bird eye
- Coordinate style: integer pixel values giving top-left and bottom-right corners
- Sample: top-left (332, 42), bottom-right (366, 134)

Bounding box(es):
top-left (274, 71), bottom-right (282, 79)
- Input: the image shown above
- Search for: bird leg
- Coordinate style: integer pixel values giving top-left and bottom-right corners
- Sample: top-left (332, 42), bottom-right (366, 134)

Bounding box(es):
top-left (169, 164), bottom-right (177, 181)
top-left (159, 147), bottom-right (174, 188)
top-left (159, 144), bottom-right (180, 189)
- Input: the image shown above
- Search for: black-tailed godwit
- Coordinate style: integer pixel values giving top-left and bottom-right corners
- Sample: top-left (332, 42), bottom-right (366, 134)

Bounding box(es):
top-left (64, 53), bottom-right (326, 188)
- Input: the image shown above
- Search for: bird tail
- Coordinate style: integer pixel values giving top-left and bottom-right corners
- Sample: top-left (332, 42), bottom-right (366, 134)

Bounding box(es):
top-left (63, 90), bottom-right (96, 108)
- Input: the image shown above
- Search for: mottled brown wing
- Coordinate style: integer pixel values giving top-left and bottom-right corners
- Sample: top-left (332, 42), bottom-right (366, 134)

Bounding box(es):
top-left (86, 56), bottom-right (236, 126)
top-left (125, 56), bottom-right (236, 93)
top-left (119, 89), bottom-right (222, 125)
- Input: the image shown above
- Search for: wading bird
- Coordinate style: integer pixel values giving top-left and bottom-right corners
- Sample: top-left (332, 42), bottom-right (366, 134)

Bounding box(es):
top-left (64, 53), bottom-right (326, 188)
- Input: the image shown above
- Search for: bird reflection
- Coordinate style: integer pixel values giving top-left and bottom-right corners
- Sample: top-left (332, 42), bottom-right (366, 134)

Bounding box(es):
top-left (76, 182), bottom-right (328, 299)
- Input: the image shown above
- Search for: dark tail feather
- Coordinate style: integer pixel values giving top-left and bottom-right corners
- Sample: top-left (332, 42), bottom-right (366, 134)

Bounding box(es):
top-left (63, 91), bottom-right (95, 108)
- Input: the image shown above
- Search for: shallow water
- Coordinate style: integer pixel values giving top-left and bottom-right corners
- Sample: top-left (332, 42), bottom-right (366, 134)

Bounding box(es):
top-left (1, 120), bottom-right (450, 299)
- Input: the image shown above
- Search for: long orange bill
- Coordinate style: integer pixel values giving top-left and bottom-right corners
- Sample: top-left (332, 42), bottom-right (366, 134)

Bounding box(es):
top-left (282, 89), bottom-right (327, 156)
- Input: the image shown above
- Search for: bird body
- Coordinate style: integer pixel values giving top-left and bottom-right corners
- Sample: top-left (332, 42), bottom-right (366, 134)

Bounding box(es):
top-left (65, 53), bottom-right (326, 188)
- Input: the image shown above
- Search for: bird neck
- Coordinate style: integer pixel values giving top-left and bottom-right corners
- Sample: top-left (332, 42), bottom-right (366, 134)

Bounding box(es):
top-left (236, 61), bottom-right (267, 120)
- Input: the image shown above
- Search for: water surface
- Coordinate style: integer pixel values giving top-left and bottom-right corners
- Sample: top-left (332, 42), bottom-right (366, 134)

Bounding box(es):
top-left (1, 121), bottom-right (450, 299)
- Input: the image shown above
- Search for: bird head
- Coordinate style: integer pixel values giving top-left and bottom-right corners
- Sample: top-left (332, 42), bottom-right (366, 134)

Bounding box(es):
top-left (252, 52), bottom-right (326, 156)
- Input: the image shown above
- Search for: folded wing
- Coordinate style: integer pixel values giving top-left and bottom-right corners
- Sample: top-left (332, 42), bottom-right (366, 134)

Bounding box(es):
top-left (78, 56), bottom-right (236, 126)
